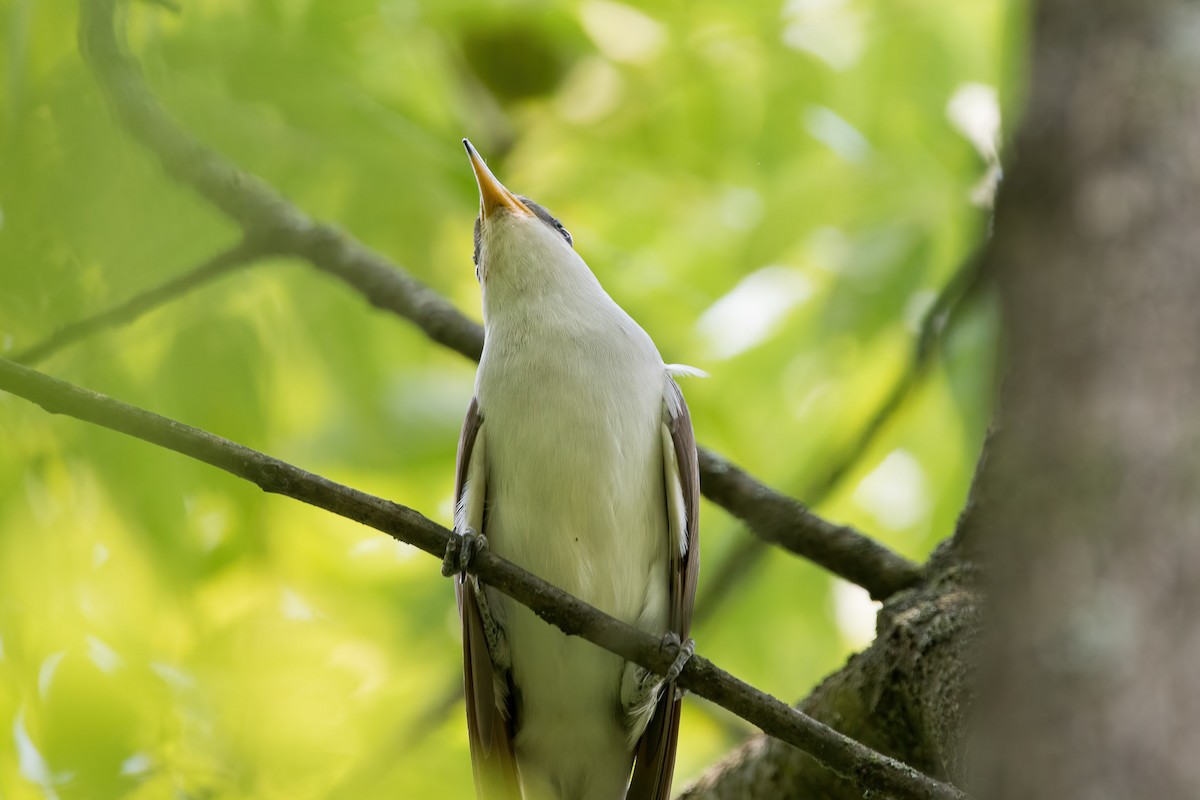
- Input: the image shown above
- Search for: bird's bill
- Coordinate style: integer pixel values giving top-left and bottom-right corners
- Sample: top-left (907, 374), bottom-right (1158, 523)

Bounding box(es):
top-left (463, 139), bottom-right (533, 219)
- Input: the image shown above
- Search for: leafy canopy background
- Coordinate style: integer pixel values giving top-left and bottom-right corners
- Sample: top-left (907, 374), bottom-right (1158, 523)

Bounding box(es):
top-left (0, 0), bottom-right (1015, 797)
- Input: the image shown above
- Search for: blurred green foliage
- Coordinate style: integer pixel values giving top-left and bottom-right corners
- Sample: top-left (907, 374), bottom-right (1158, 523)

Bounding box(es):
top-left (0, 0), bottom-right (1019, 797)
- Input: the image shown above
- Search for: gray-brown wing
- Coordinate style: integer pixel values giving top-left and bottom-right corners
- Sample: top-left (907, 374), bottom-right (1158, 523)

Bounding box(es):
top-left (454, 397), bottom-right (520, 799)
top-left (627, 378), bottom-right (700, 800)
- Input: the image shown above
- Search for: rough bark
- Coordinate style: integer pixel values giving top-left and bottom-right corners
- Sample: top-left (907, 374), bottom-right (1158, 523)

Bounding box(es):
top-left (681, 545), bottom-right (979, 799)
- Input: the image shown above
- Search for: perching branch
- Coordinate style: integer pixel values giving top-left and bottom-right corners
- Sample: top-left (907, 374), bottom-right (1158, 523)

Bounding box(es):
top-left (0, 357), bottom-right (965, 800)
top-left (13, 238), bottom-right (270, 365)
top-left (73, 0), bottom-right (918, 602)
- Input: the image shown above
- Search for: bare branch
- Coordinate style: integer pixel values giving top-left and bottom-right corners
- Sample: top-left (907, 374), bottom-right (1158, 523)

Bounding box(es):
top-left (698, 450), bottom-right (923, 600)
top-left (13, 239), bottom-right (269, 366)
top-left (79, 0), bottom-right (484, 361)
top-left (72, 0), bottom-right (919, 603)
top-left (696, 253), bottom-right (989, 616)
top-left (0, 357), bottom-right (966, 800)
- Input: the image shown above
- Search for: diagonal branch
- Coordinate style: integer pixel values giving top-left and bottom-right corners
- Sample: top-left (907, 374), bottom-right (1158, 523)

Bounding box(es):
top-left (0, 357), bottom-right (965, 800)
top-left (71, 0), bottom-right (920, 601)
top-left (13, 238), bottom-right (270, 365)
top-left (695, 254), bottom-right (987, 618)
top-left (79, 0), bottom-right (484, 361)
top-left (699, 450), bottom-right (923, 601)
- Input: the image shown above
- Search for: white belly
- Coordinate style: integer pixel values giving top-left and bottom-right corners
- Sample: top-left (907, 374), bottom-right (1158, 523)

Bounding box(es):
top-left (476, 335), bottom-right (670, 800)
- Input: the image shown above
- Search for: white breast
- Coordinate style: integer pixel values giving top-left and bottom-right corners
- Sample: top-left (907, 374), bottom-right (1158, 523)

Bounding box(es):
top-left (480, 328), bottom-right (666, 614)
top-left (475, 297), bottom-right (671, 800)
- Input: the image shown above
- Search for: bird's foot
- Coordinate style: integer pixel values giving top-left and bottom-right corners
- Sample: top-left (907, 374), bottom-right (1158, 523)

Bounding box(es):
top-left (442, 528), bottom-right (488, 577)
top-left (621, 631), bottom-right (696, 738)
top-left (659, 631), bottom-right (695, 686)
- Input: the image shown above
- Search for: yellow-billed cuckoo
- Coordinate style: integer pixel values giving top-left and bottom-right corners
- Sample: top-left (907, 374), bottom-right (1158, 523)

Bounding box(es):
top-left (444, 140), bottom-right (700, 800)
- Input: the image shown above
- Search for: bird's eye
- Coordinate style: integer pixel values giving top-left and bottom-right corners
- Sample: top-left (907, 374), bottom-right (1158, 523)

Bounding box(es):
top-left (555, 221), bottom-right (573, 247)
top-left (520, 196), bottom-right (574, 249)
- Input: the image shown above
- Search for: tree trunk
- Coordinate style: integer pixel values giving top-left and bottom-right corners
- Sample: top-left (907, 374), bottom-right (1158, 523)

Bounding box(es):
top-left (685, 0), bottom-right (1200, 795)
top-left (967, 0), bottom-right (1200, 795)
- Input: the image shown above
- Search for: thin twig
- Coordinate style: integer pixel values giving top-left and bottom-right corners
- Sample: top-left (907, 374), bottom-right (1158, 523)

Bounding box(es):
top-left (0, 358), bottom-right (965, 800)
top-left (73, 0), bottom-right (919, 601)
top-left (12, 239), bottom-right (268, 365)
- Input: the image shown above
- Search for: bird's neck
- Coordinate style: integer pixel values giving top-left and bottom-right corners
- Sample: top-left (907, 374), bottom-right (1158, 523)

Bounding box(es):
top-left (479, 282), bottom-right (661, 391)
top-left (481, 260), bottom-right (622, 338)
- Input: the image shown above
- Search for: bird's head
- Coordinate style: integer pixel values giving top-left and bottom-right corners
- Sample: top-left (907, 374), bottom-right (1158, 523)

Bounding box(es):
top-left (463, 139), bottom-right (586, 309)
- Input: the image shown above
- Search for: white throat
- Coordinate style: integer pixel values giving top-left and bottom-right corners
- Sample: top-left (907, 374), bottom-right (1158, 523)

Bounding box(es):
top-left (478, 213), bottom-right (614, 332)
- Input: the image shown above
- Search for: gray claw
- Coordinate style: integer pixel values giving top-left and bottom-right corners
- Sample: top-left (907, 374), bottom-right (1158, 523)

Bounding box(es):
top-left (661, 631), bottom-right (695, 684)
top-left (442, 529), bottom-right (488, 577)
